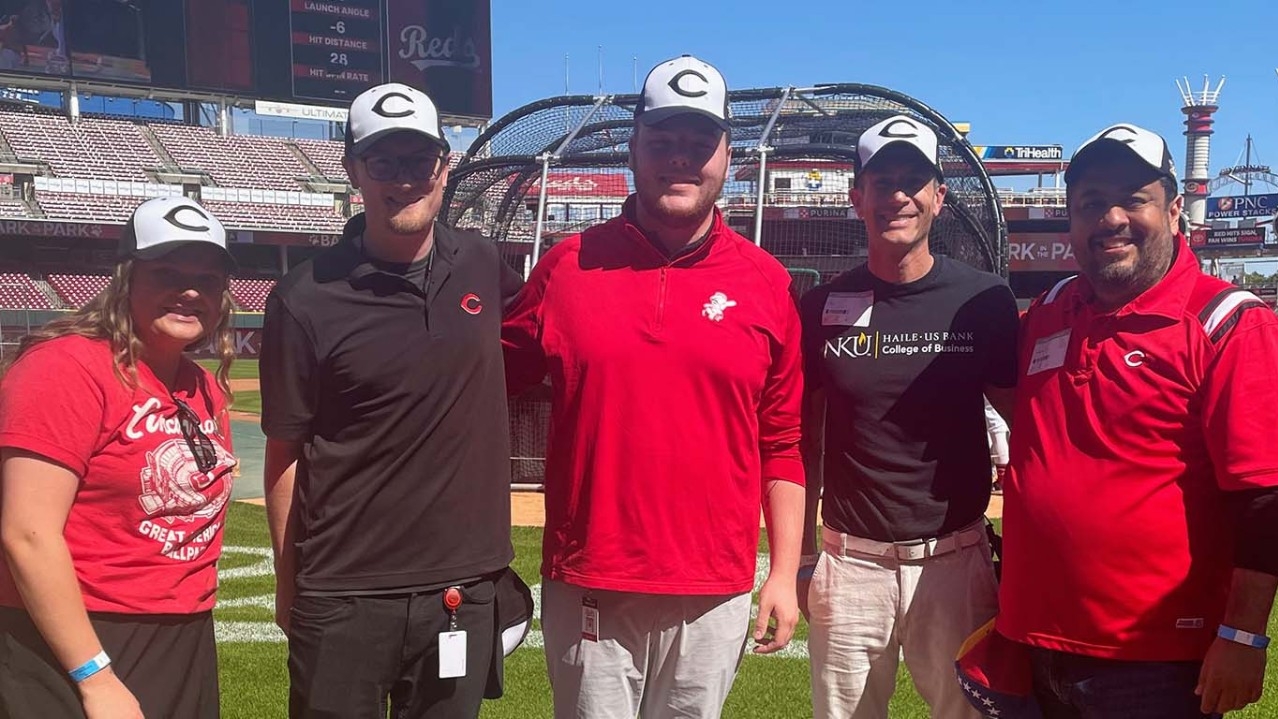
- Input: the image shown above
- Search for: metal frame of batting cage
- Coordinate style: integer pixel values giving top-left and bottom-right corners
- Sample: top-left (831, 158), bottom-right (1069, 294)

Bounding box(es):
top-left (445, 83), bottom-right (1008, 278)
top-left (444, 84), bottom-right (1008, 489)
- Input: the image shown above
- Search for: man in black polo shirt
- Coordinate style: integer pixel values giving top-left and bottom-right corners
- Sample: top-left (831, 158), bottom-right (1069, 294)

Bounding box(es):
top-left (260, 83), bottom-right (526, 718)
top-left (797, 115), bottom-right (1018, 719)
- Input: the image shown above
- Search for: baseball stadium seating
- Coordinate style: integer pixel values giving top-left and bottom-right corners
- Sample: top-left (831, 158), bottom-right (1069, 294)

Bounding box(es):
top-left (37, 192), bottom-right (142, 223)
top-left (228, 278), bottom-right (277, 312)
top-left (47, 273), bottom-right (110, 307)
top-left (0, 108), bottom-right (162, 181)
top-left (0, 273), bottom-right (54, 310)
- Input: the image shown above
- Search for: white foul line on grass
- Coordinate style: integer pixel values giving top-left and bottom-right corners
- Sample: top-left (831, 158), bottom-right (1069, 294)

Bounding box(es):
top-left (215, 548), bottom-right (810, 659)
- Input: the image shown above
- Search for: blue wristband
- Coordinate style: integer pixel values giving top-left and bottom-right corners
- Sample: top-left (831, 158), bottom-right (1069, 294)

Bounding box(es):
top-left (1218, 625), bottom-right (1270, 649)
top-left (68, 651), bottom-right (110, 683)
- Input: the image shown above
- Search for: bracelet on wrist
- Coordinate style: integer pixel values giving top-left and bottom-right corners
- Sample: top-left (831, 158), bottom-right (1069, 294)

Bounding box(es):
top-left (1218, 625), bottom-right (1270, 649)
top-left (68, 650), bottom-right (111, 683)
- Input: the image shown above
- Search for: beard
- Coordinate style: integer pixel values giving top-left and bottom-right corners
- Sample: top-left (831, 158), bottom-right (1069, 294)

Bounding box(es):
top-left (381, 197), bottom-right (438, 236)
top-left (1084, 227), bottom-right (1175, 299)
top-left (386, 212), bottom-right (433, 236)
top-left (635, 175), bottom-right (724, 229)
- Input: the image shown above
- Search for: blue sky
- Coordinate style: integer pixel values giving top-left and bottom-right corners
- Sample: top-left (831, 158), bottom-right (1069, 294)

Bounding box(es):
top-left (490, 0), bottom-right (1278, 193)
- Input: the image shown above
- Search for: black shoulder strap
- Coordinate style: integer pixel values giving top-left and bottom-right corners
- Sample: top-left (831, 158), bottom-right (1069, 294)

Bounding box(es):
top-left (1198, 287), bottom-right (1268, 344)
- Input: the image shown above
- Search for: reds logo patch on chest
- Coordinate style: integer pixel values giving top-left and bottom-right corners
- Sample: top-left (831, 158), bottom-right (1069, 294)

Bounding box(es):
top-left (701, 291), bottom-right (738, 322)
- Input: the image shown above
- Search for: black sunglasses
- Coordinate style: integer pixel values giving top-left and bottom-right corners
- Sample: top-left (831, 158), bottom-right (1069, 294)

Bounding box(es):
top-left (173, 397), bottom-right (217, 474)
top-left (363, 154), bottom-right (444, 182)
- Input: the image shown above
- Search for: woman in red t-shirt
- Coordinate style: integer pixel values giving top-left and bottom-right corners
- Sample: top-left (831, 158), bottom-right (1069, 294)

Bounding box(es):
top-left (0, 197), bottom-right (238, 719)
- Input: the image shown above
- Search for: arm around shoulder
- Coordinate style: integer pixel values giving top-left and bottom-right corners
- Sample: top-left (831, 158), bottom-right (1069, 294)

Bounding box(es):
top-left (502, 248), bottom-right (563, 396)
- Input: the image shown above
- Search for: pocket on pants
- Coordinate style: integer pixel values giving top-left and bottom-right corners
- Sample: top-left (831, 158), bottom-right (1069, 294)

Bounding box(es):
top-left (290, 594), bottom-right (353, 624)
top-left (460, 579), bottom-right (496, 607)
top-left (811, 552), bottom-right (830, 585)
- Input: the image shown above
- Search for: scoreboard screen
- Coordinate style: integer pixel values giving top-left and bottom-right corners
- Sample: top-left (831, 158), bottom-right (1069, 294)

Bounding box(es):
top-left (289, 0), bottom-right (384, 102)
top-left (0, 0), bottom-right (492, 120)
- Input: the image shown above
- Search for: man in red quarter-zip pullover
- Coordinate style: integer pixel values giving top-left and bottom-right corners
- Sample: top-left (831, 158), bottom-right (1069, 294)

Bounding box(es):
top-left (502, 55), bottom-right (805, 719)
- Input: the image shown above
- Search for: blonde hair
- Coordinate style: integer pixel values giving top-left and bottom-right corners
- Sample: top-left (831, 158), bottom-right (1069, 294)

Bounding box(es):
top-left (3, 259), bottom-right (236, 400)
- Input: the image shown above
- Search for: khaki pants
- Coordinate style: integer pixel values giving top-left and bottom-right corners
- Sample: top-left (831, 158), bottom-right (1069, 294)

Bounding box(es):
top-left (807, 525), bottom-right (999, 719)
top-left (541, 579), bottom-right (751, 719)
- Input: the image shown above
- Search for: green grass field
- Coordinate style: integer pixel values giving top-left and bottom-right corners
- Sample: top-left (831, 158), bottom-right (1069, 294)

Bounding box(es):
top-left (215, 503), bottom-right (1278, 718)
top-left (216, 503), bottom-right (936, 718)
top-left (207, 356), bottom-right (1278, 717)
top-left (197, 359), bottom-right (261, 413)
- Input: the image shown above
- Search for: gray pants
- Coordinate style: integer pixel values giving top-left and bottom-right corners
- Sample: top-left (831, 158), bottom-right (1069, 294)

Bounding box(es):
top-left (541, 580), bottom-right (752, 719)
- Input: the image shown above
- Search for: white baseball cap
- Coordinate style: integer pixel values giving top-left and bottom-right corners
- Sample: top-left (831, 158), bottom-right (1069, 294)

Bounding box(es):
top-left (120, 197), bottom-right (233, 266)
top-left (856, 115), bottom-right (943, 177)
top-left (1065, 123), bottom-right (1177, 183)
top-left (346, 83), bottom-right (449, 156)
top-left (635, 55), bottom-right (730, 131)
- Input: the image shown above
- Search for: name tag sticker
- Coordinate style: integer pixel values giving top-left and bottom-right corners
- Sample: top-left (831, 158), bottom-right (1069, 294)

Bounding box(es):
top-left (1027, 329), bottom-right (1071, 375)
top-left (822, 291), bottom-right (874, 327)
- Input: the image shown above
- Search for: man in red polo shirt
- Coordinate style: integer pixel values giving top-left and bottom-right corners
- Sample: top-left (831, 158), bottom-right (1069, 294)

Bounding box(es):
top-left (999, 123), bottom-right (1278, 718)
top-left (503, 55), bottom-right (804, 719)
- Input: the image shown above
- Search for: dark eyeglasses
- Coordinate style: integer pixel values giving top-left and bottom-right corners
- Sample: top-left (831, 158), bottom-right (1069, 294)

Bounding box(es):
top-left (363, 154), bottom-right (444, 182)
top-left (173, 397), bottom-right (217, 474)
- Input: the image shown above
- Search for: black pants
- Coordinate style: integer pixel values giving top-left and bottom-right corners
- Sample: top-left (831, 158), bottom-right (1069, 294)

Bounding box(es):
top-left (287, 579), bottom-right (498, 719)
top-left (0, 607), bottom-right (219, 719)
top-left (1030, 647), bottom-right (1221, 719)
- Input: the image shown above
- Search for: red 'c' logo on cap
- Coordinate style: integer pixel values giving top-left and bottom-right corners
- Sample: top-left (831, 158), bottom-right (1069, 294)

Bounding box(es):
top-left (461, 293), bottom-right (482, 315)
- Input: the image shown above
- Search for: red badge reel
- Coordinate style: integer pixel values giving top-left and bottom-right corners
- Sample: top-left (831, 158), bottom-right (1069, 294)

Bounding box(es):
top-left (444, 587), bottom-right (463, 614)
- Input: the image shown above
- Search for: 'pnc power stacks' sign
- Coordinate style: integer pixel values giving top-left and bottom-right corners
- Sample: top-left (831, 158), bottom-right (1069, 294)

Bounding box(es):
top-left (1205, 194), bottom-right (1278, 220)
top-left (1189, 227), bottom-right (1265, 248)
top-left (974, 145), bottom-right (1065, 161)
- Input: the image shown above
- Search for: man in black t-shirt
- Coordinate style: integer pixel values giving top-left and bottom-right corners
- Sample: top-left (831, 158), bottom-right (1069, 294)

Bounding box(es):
top-left (260, 83), bottom-right (528, 719)
top-left (797, 115), bottom-right (1018, 719)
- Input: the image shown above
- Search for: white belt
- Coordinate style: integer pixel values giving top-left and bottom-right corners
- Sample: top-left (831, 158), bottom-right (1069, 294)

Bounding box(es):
top-left (823, 521), bottom-right (986, 562)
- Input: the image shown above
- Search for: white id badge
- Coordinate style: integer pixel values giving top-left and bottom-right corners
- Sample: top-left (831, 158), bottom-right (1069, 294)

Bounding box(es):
top-left (1027, 329), bottom-right (1071, 375)
top-left (581, 595), bottom-right (599, 642)
top-left (439, 631), bottom-right (467, 679)
top-left (822, 291), bottom-right (874, 327)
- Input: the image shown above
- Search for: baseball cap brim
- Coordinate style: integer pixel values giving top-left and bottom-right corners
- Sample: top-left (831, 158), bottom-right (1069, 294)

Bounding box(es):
top-left (637, 105), bottom-right (731, 131)
top-left (862, 140), bottom-right (944, 177)
top-left (130, 239), bottom-right (235, 267)
top-left (349, 127), bottom-right (450, 157)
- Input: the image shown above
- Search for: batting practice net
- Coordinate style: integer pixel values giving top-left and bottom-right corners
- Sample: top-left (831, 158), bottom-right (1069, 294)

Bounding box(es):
top-left (443, 85), bottom-right (1008, 486)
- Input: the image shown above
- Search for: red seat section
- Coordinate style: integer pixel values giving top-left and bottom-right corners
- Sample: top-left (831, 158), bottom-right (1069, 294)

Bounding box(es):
top-left (229, 277), bottom-right (277, 312)
top-left (47, 273), bottom-right (111, 307)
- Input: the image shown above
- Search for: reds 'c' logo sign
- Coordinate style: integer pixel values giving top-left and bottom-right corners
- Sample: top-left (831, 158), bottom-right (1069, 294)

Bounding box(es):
top-left (461, 293), bottom-right (482, 315)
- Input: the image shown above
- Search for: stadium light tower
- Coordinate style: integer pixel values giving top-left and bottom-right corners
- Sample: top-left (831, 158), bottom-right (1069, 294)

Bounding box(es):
top-left (1176, 75), bottom-right (1225, 228)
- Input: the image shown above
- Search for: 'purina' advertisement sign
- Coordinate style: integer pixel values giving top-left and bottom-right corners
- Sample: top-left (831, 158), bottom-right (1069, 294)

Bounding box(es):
top-left (386, 0), bottom-right (493, 120)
